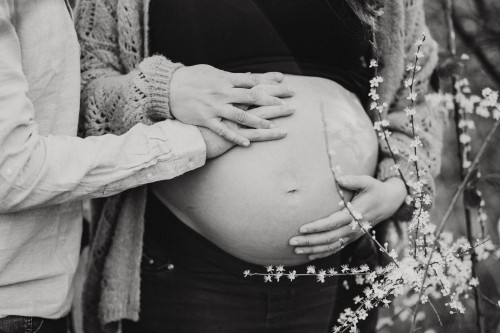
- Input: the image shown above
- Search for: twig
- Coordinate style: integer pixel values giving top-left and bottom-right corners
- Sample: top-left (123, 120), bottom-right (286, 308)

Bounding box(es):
top-left (436, 118), bottom-right (499, 237)
top-left (369, 33), bottom-right (410, 193)
top-left (410, 115), bottom-right (500, 332)
top-left (245, 272), bottom-right (369, 278)
top-left (479, 292), bottom-right (500, 309)
top-left (428, 298), bottom-right (444, 327)
top-left (446, 1), bottom-right (483, 330)
top-left (319, 103), bottom-right (399, 267)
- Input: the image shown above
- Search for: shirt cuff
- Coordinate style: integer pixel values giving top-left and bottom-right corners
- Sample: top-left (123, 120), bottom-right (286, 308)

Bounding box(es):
top-left (101, 121), bottom-right (206, 197)
top-left (155, 120), bottom-right (207, 173)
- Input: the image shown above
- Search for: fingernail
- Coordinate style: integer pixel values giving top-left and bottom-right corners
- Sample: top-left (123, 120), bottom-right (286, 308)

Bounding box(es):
top-left (290, 238), bottom-right (299, 246)
top-left (269, 123), bottom-right (276, 128)
top-left (296, 249), bottom-right (304, 254)
top-left (300, 227), bottom-right (308, 234)
top-left (279, 129), bottom-right (288, 136)
top-left (287, 106), bottom-right (296, 113)
top-left (242, 140), bottom-right (250, 147)
top-left (287, 85), bottom-right (294, 94)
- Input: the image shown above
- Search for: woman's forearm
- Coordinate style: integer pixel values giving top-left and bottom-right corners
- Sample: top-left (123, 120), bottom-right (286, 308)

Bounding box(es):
top-left (377, 9), bottom-right (442, 202)
top-left (76, 0), bottom-right (182, 137)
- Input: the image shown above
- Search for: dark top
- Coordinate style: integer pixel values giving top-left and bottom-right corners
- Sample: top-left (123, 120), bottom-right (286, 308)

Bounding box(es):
top-left (149, 0), bottom-right (372, 102)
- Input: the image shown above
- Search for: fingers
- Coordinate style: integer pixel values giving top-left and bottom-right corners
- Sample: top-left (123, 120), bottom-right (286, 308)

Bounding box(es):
top-left (229, 72), bottom-right (284, 88)
top-left (221, 103), bottom-right (295, 128)
top-left (295, 241), bottom-right (341, 256)
top-left (253, 72), bottom-right (285, 84)
top-left (290, 230), bottom-right (339, 248)
top-left (255, 84), bottom-right (294, 98)
top-left (207, 119), bottom-right (250, 147)
top-left (299, 209), bottom-right (351, 234)
top-left (228, 85), bottom-right (293, 106)
top-left (291, 225), bottom-right (365, 257)
top-left (309, 251), bottom-right (336, 261)
top-left (220, 106), bottom-right (275, 129)
top-left (290, 223), bottom-right (362, 248)
top-left (336, 175), bottom-right (376, 191)
top-left (247, 105), bottom-right (295, 120)
top-left (238, 127), bottom-right (288, 142)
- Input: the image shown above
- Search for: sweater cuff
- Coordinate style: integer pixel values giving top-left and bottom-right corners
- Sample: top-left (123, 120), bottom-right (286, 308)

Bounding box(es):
top-left (377, 157), bottom-right (416, 222)
top-left (377, 156), bottom-right (414, 185)
top-left (139, 55), bottom-right (184, 121)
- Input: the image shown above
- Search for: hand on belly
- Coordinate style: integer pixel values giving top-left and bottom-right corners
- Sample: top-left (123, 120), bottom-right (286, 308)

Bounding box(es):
top-left (152, 75), bottom-right (378, 266)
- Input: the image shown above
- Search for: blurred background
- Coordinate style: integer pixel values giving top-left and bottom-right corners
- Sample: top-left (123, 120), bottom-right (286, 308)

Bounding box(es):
top-left (68, 0), bottom-right (500, 331)
top-left (379, 1), bottom-right (500, 332)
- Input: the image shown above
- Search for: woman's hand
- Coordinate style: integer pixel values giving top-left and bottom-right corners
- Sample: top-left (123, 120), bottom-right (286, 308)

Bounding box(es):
top-left (199, 105), bottom-right (294, 159)
top-left (289, 176), bottom-right (407, 260)
top-left (170, 64), bottom-right (293, 146)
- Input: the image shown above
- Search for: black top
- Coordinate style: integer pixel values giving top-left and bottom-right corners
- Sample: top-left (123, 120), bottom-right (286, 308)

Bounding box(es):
top-left (149, 0), bottom-right (372, 102)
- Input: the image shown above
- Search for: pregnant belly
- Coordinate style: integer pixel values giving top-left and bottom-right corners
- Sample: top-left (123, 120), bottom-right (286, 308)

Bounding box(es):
top-left (152, 75), bottom-right (378, 266)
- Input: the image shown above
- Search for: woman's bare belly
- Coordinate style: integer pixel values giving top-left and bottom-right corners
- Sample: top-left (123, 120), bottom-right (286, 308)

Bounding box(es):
top-left (152, 75), bottom-right (378, 266)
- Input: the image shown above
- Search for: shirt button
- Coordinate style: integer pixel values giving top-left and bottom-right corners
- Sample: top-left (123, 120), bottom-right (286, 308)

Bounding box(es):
top-left (167, 264), bottom-right (175, 271)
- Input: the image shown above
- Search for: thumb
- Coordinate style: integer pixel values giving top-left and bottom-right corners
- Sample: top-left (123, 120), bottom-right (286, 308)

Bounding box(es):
top-left (336, 175), bottom-right (374, 191)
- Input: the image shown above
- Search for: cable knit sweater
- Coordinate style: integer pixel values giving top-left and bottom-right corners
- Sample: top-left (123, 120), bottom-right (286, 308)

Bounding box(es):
top-left (74, 0), bottom-right (443, 332)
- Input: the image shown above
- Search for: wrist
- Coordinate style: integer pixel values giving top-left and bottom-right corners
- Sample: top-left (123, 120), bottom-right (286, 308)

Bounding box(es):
top-left (384, 177), bottom-right (408, 203)
top-left (169, 66), bottom-right (188, 120)
top-left (139, 56), bottom-right (184, 121)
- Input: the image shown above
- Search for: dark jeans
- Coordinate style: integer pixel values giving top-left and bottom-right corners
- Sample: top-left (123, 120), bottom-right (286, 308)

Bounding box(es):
top-left (330, 235), bottom-right (382, 333)
top-left (0, 316), bottom-right (68, 333)
top-left (122, 193), bottom-right (341, 333)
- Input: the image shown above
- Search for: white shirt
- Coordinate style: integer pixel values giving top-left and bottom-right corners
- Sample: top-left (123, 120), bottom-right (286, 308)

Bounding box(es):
top-left (0, 0), bottom-right (205, 318)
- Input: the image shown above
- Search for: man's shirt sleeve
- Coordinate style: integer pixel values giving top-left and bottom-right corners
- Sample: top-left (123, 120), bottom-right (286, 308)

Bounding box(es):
top-left (0, 3), bottom-right (206, 213)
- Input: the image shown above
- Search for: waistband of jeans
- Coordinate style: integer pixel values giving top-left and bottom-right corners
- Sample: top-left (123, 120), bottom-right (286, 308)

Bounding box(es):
top-left (0, 315), bottom-right (68, 331)
top-left (144, 191), bottom-right (341, 281)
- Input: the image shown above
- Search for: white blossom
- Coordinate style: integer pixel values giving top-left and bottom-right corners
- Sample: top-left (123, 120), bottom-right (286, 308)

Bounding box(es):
top-left (404, 78), bottom-right (414, 88)
top-left (307, 265), bottom-right (316, 274)
top-left (407, 92), bottom-right (418, 102)
top-left (404, 107), bottom-right (416, 116)
top-left (242, 35), bottom-right (500, 333)
top-left (370, 76), bottom-right (384, 88)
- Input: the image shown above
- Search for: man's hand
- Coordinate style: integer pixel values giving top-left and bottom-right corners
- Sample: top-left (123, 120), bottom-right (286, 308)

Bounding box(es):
top-left (170, 65), bottom-right (293, 147)
top-left (289, 176), bottom-right (407, 260)
top-left (199, 105), bottom-right (294, 159)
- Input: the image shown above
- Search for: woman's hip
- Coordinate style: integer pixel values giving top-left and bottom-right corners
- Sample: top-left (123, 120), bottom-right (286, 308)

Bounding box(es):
top-left (125, 252), bottom-right (339, 333)
top-left (126, 192), bottom-right (342, 332)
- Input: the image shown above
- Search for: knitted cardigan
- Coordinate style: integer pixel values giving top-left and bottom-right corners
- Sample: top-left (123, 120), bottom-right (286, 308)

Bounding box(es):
top-left (74, 0), bottom-right (443, 332)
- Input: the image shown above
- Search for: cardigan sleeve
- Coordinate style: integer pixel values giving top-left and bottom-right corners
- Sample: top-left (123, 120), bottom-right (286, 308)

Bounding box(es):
top-left (376, 0), bottom-right (443, 218)
top-left (75, 0), bottom-right (183, 136)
